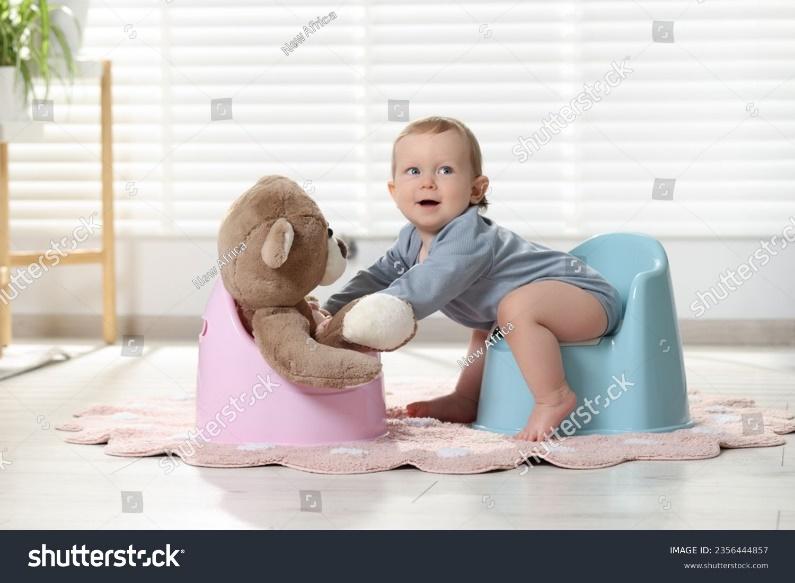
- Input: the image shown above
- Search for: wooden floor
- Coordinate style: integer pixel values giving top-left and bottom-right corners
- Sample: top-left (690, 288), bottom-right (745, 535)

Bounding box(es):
top-left (0, 341), bottom-right (792, 530)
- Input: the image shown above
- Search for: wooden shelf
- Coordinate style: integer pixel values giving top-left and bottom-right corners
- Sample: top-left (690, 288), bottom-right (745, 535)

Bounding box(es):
top-left (0, 60), bottom-right (117, 357)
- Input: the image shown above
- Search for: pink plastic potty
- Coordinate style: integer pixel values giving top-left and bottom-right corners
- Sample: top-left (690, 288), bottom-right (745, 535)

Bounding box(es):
top-left (196, 279), bottom-right (387, 446)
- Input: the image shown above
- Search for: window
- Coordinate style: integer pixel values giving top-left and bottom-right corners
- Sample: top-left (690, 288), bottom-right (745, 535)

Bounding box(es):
top-left (8, 0), bottom-right (794, 240)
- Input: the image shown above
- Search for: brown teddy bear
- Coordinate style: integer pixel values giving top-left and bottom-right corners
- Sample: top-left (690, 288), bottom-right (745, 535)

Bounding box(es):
top-left (217, 175), bottom-right (416, 389)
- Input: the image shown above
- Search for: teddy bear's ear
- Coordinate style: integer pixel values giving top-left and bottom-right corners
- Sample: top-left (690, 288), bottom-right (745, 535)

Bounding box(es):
top-left (261, 218), bottom-right (294, 268)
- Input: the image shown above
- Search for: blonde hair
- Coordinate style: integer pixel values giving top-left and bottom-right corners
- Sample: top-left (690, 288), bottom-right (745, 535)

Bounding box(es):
top-left (390, 116), bottom-right (488, 211)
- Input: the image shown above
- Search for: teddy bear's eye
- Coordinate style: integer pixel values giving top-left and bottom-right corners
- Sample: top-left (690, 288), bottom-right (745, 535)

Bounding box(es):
top-left (327, 227), bottom-right (333, 238)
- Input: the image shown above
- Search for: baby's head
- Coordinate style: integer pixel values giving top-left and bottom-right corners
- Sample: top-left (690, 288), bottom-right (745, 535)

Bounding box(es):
top-left (388, 116), bottom-right (489, 235)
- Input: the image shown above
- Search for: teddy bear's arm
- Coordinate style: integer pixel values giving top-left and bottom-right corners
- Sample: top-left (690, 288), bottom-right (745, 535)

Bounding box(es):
top-left (251, 306), bottom-right (381, 389)
top-left (294, 298), bottom-right (317, 336)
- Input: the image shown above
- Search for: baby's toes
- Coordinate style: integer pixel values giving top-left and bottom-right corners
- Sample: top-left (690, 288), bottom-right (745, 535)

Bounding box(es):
top-left (515, 427), bottom-right (545, 442)
top-left (512, 429), bottom-right (531, 442)
top-left (406, 401), bottom-right (427, 417)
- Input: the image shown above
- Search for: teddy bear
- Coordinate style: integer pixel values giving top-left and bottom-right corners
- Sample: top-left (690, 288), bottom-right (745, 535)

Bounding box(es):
top-left (217, 175), bottom-right (416, 389)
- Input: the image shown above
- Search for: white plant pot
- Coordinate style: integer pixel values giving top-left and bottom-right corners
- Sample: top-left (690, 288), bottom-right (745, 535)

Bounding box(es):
top-left (0, 67), bottom-right (29, 122)
top-left (50, 0), bottom-right (90, 59)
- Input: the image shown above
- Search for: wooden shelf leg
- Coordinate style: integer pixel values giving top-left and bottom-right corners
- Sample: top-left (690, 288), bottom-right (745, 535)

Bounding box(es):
top-left (0, 142), bottom-right (11, 353)
top-left (101, 60), bottom-right (117, 344)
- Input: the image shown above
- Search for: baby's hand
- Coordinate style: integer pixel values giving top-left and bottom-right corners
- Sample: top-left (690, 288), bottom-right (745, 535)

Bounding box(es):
top-left (310, 305), bottom-right (331, 325)
top-left (305, 297), bottom-right (330, 324)
top-left (315, 315), bottom-right (332, 336)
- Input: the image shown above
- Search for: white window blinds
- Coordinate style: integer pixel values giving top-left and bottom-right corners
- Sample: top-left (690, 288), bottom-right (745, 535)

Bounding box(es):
top-left (7, 0), bottom-right (794, 240)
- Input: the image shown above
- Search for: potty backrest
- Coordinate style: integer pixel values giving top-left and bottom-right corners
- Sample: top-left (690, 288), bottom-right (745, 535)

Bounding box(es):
top-left (569, 233), bottom-right (667, 313)
top-left (199, 278), bottom-right (253, 346)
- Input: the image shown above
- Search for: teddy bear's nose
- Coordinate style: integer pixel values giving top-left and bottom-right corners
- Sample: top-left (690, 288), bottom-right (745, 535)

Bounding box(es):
top-left (336, 238), bottom-right (348, 259)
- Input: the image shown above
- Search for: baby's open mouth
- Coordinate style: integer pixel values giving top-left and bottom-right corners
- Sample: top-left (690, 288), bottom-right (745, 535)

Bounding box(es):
top-left (417, 199), bottom-right (440, 207)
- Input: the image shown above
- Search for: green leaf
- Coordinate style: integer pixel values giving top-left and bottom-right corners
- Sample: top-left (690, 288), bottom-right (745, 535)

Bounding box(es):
top-left (18, 60), bottom-right (32, 105)
top-left (51, 23), bottom-right (74, 77)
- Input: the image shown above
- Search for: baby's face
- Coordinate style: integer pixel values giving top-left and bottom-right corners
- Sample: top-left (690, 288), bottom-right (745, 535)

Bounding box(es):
top-left (388, 130), bottom-right (488, 235)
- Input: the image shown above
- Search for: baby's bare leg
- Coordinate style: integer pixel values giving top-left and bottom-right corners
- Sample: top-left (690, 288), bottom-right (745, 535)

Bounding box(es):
top-left (406, 328), bottom-right (489, 422)
top-left (497, 280), bottom-right (608, 442)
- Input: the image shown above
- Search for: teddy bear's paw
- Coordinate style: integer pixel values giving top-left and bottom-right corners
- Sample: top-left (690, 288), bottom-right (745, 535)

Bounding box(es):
top-left (341, 293), bottom-right (416, 351)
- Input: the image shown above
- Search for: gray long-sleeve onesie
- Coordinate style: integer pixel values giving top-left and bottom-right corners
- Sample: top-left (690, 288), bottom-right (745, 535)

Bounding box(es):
top-left (323, 206), bottom-right (622, 335)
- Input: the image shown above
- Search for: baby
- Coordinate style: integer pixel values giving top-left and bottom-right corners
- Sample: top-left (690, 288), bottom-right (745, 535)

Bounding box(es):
top-left (320, 116), bottom-right (622, 442)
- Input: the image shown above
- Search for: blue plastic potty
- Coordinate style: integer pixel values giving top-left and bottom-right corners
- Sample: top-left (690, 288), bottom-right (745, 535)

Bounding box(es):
top-left (473, 233), bottom-right (693, 437)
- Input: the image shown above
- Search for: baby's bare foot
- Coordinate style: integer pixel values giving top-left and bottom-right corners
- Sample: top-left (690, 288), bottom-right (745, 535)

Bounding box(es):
top-left (406, 392), bottom-right (478, 424)
top-left (512, 382), bottom-right (577, 442)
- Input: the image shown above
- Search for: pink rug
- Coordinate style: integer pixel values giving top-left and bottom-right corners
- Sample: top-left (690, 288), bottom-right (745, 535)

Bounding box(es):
top-left (55, 379), bottom-right (794, 474)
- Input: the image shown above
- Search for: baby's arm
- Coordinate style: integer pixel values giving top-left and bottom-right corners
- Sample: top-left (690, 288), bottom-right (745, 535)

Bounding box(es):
top-left (377, 246), bottom-right (492, 320)
top-left (322, 224), bottom-right (492, 351)
top-left (375, 217), bottom-right (494, 320)
top-left (316, 240), bottom-right (415, 351)
top-left (321, 241), bottom-right (404, 315)
top-left (318, 217), bottom-right (491, 351)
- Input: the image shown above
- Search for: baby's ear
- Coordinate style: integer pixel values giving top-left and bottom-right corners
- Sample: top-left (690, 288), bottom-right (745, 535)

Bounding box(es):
top-left (471, 175), bottom-right (489, 203)
top-left (261, 218), bottom-right (294, 268)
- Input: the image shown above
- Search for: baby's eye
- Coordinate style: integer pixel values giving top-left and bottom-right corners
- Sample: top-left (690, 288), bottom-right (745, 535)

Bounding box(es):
top-left (406, 167), bottom-right (420, 176)
top-left (438, 166), bottom-right (454, 175)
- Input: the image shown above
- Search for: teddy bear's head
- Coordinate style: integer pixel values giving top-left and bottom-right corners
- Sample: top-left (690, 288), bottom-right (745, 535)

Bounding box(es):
top-left (217, 175), bottom-right (348, 309)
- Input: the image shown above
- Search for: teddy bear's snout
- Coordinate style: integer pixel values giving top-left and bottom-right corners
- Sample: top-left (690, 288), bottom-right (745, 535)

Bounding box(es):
top-left (320, 233), bottom-right (349, 286)
top-left (328, 227), bottom-right (348, 259)
top-left (336, 237), bottom-right (348, 259)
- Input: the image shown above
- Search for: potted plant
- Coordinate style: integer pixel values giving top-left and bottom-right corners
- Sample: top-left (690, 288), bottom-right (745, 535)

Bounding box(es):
top-left (0, 0), bottom-right (79, 121)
